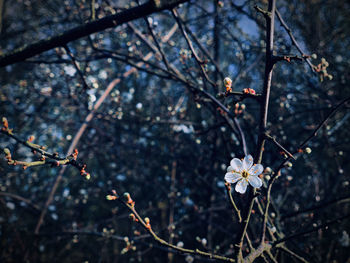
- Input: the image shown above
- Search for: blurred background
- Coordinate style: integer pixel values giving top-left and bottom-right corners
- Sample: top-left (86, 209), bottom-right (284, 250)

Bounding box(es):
top-left (0, 0), bottom-right (349, 262)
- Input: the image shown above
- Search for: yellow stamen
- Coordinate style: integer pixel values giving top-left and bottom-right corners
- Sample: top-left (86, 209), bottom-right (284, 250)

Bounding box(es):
top-left (242, 170), bottom-right (249, 178)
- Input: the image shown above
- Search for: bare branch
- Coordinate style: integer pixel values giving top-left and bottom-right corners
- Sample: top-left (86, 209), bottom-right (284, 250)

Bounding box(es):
top-left (0, 0), bottom-right (188, 68)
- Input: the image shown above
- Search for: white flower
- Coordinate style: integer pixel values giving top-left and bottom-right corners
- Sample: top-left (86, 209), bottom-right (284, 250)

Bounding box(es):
top-left (224, 154), bottom-right (263, 194)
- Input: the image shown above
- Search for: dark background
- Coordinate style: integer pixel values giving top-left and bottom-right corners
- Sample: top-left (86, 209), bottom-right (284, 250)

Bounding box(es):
top-left (0, 0), bottom-right (349, 262)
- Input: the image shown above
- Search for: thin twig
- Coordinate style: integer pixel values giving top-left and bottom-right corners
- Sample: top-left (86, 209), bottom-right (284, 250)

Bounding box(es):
top-left (114, 194), bottom-right (236, 262)
top-left (172, 8), bottom-right (217, 88)
top-left (275, 9), bottom-right (315, 72)
top-left (274, 213), bottom-right (350, 245)
top-left (277, 246), bottom-right (309, 263)
top-left (0, 192), bottom-right (41, 211)
top-left (225, 183), bottom-right (242, 223)
top-left (280, 195), bottom-right (350, 221)
top-left (237, 1), bottom-right (276, 260)
top-left (63, 45), bottom-right (90, 91)
top-left (264, 133), bottom-right (295, 160)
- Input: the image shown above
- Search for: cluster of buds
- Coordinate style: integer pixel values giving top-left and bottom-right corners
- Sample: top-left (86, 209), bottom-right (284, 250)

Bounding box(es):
top-left (3, 148), bottom-right (12, 163)
top-left (129, 213), bottom-right (139, 222)
top-left (314, 57), bottom-right (333, 82)
top-left (106, 189), bottom-right (118, 201)
top-left (144, 217), bottom-right (151, 230)
top-left (102, 227), bottom-right (115, 238)
top-left (196, 236), bottom-right (208, 246)
top-left (279, 151), bottom-right (288, 159)
top-left (4, 148), bottom-right (34, 169)
top-left (234, 103), bottom-right (246, 116)
top-left (297, 147), bottom-right (312, 154)
top-left (121, 237), bottom-right (136, 254)
top-left (1, 117), bottom-right (13, 134)
top-left (243, 88), bottom-right (256, 95)
top-left (124, 192), bottom-right (135, 207)
top-left (3, 148), bottom-right (21, 167)
top-left (80, 164), bottom-right (91, 180)
top-left (224, 77), bottom-right (232, 93)
top-left (179, 49), bottom-right (191, 63)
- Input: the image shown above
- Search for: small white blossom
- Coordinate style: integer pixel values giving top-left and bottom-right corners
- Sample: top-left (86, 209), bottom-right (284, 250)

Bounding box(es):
top-left (224, 154), bottom-right (263, 194)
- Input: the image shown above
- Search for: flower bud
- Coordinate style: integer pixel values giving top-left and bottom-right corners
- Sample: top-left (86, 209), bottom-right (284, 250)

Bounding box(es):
top-left (177, 241), bottom-right (184, 248)
top-left (223, 77), bottom-right (232, 88)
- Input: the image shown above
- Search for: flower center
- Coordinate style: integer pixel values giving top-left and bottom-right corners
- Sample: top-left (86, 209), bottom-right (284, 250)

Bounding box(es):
top-left (242, 170), bottom-right (249, 178)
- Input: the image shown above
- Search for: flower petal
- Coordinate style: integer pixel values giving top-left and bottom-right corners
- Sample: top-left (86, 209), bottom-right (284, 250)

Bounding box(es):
top-left (248, 175), bottom-right (262, 188)
top-left (249, 164), bottom-right (264, 176)
top-left (230, 158), bottom-right (243, 172)
top-left (227, 166), bottom-right (234, 172)
top-left (243, 155), bottom-right (254, 170)
top-left (235, 179), bottom-right (248, 194)
top-left (225, 172), bottom-right (241, 183)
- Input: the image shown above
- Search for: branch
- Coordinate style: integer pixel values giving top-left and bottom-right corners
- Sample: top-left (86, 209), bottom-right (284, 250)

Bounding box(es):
top-left (298, 96), bottom-right (350, 149)
top-left (272, 55), bottom-right (305, 64)
top-left (264, 133), bottom-right (295, 160)
top-left (63, 45), bottom-right (90, 91)
top-left (243, 243), bottom-right (272, 263)
top-left (235, 0), bottom-right (276, 261)
top-left (0, 123), bottom-right (87, 177)
top-left (34, 24), bottom-right (181, 234)
top-left (271, 95), bottom-right (350, 182)
top-left (225, 183), bottom-right (242, 223)
top-left (274, 213), bottom-right (350, 246)
top-left (280, 195), bottom-right (350, 221)
top-left (255, 0), bottom-right (276, 164)
top-left (107, 191), bottom-right (236, 262)
top-left (0, 192), bottom-right (41, 211)
top-left (275, 9), bottom-right (315, 72)
top-left (0, 0), bottom-right (188, 68)
top-left (172, 8), bottom-right (217, 88)
top-left (277, 246), bottom-right (309, 263)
